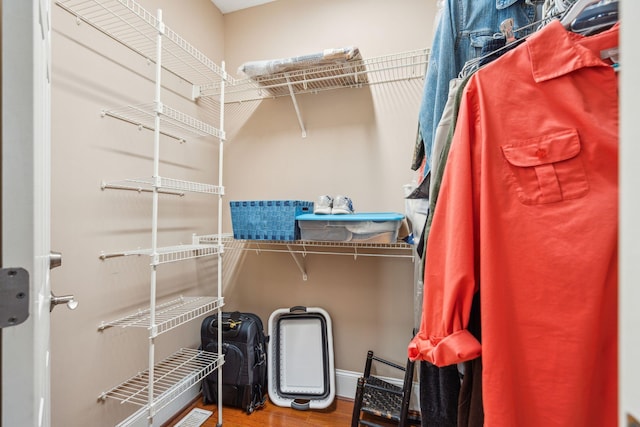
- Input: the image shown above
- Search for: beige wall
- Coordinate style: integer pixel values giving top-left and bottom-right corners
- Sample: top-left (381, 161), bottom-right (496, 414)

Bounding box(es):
top-left (221, 0), bottom-right (436, 374)
top-left (50, 0), bottom-right (436, 425)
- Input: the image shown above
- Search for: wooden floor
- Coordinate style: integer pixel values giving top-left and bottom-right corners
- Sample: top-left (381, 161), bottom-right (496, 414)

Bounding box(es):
top-left (165, 396), bottom-right (356, 427)
top-left (164, 396), bottom-right (400, 427)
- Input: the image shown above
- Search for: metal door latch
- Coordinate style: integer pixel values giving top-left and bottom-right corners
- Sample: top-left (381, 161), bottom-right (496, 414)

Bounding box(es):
top-left (48, 251), bottom-right (78, 312)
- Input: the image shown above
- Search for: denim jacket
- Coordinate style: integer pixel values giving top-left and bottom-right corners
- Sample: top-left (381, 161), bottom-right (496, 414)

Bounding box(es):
top-left (412, 0), bottom-right (537, 177)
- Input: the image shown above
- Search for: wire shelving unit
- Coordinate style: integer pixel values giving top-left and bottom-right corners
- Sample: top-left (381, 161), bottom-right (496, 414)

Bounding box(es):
top-left (55, 0), bottom-right (228, 425)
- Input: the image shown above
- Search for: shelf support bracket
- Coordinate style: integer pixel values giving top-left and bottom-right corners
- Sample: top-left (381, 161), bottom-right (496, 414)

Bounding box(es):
top-left (284, 74), bottom-right (307, 138)
top-left (286, 244), bottom-right (308, 281)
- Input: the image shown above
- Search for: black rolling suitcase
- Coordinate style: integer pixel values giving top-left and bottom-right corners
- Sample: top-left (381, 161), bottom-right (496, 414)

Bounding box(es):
top-left (200, 311), bottom-right (268, 414)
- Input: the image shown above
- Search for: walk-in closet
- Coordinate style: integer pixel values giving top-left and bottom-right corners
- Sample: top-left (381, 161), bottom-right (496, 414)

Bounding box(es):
top-left (1, 1), bottom-right (637, 427)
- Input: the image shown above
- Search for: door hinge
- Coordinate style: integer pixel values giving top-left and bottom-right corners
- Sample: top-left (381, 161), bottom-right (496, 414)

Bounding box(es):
top-left (0, 268), bottom-right (29, 328)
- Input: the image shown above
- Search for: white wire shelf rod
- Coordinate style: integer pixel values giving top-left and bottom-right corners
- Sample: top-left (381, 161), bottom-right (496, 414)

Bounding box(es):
top-left (216, 70), bottom-right (399, 101)
top-left (144, 349), bottom-right (220, 411)
top-left (154, 244), bottom-right (220, 265)
top-left (161, 104), bottom-right (224, 139)
top-left (199, 78), bottom-right (264, 98)
top-left (361, 48), bottom-right (429, 68)
top-left (161, 177), bottom-right (223, 195)
top-left (55, 1), bottom-right (229, 87)
top-left (241, 48), bottom-right (429, 88)
top-left (99, 243), bottom-right (220, 263)
top-left (209, 48), bottom-right (427, 96)
top-left (101, 109), bottom-right (186, 143)
top-left (242, 57), bottom-right (425, 94)
top-left (193, 233), bottom-right (234, 244)
top-left (102, 103), bottom-right (223, 140)
top-left (99, 348), bottom-right (220, 408)
top-left (235, 246), bottom-right (414, 259)
top-left (101, 177), bottom-right (222, 196)
top-left (232, 239), bottom-right (413, 250)
top-left (225, 239), bottom-right (414, 260)
top-left (213, 48), bottom-right (429, 101)
top-left (98, 296), bottom-right (222, 334)
top-left (55, 0), bottom-right (159, 61)
top-left (364, 64), bottom-right (428, 85)
top-left (161, 26), bottom-right (231, 85)
top-left (364, 55), bottom-right (429, 74)
top-left (100, 349), bottom-right (219, 406)
top-left (265, 80), bottom-right (365, 97)
top-left (101, 179), bottom-right (184, 197)
top-left (252, 64), bottom-right (366, 83)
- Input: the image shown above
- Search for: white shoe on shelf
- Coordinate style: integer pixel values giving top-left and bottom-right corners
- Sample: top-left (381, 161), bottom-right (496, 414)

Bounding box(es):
top-left (331, 195), bottom-right (355, 214)
top-left (314, 195), bottom-right (334, 214)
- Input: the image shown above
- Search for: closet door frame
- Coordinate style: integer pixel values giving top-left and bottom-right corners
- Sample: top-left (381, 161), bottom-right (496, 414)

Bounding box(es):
top-left (620, 1), bottom-right (640, 425)
top-left (1, 0), bottom-right (53, 426)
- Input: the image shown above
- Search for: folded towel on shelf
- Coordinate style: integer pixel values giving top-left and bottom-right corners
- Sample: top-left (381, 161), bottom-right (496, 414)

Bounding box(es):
top-left (238, 46), bottom-right (363, 79)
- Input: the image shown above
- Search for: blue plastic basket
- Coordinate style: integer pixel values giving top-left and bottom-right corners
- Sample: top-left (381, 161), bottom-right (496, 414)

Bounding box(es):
top-left (230, 200), bottom-right (314, 241)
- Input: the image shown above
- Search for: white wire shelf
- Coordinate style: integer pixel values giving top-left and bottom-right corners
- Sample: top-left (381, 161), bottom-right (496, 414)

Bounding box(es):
top-left (203, 48), bottom-right (429, 102)
top-left (195, 233), bottom-right (236, 245)
top-left (98, 296), bottom-right (223, 335)
top-left (102, 103), bottom-right (224, 141)
top-left (101, 176), bottom-right (223, 196)
top-left (55, 0), bottom-right (229, 87)
top-left (99, 348), bottom-right (220, 411)
top-left (100, 243), bottom-right (221, 265)
top-left (195, 233), bottom-right (413, 280)
top-left (230, 238), bottom-right (413, 258)
top-left (195, 233), bottom-right (412, 257)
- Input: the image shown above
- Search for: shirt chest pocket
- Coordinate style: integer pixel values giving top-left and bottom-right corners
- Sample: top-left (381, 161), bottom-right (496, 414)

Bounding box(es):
top-left (501, 129), bottom-right (589, 205)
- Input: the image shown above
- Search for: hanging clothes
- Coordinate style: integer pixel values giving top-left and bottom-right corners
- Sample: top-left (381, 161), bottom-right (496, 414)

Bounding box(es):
top-left (409, 19), bottom-right (619, 427)
top-left (410, 0), bottom-right (537, 176)
top-left (425, 74), bottom-right (483, 427)
top-left (411, 3), bottom-right (536, 424)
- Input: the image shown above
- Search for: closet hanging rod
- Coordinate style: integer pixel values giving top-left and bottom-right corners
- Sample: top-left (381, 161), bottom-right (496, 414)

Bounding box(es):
top-left (561, 0), bottom-right (602, 27)
top-left (458, 12), bottom-right (564, 78)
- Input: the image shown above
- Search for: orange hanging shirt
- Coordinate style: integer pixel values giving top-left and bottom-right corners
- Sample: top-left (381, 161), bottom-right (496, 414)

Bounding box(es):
top-left (409, 20), bottom-right (619, 427)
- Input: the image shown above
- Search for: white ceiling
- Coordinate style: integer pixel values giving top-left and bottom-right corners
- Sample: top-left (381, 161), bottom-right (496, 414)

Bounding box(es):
top-left (211, 0), bottom-right (276, 14)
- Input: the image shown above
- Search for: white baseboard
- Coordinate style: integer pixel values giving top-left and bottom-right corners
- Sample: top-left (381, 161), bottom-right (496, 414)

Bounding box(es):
top-left (335, 369), bottom-right (420, 412)
top-left (117, 387), bottom-right (200, 427)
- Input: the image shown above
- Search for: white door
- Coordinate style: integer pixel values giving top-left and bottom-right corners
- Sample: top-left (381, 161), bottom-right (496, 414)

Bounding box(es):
top-left (2, 0), bottom-right (54, 425)
top-left (620, 2), bottom-right (640, 425)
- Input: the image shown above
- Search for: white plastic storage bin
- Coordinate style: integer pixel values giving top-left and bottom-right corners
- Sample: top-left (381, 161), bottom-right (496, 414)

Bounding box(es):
top-left (268, 306), bottom-right (335, 410)
top-left (296, 212), bottom-right (404, 243)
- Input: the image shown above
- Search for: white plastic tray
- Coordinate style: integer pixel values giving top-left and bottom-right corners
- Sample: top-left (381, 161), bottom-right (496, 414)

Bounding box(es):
top-left (268, 306), bottom-right (335, 410)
